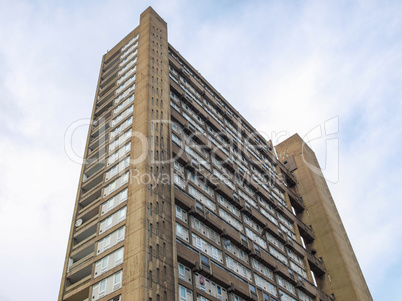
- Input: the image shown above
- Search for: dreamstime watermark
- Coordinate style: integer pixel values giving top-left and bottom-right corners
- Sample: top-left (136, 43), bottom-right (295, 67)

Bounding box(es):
top-left (64, 116), bottom-right (339, 186)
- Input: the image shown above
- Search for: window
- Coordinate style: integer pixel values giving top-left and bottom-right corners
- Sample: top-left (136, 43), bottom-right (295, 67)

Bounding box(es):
top-left (116, 248), bottom-right (123, 263)
top-left (119, 207), bottom-right (127, 219)
top-left (99, 279), bottom-right (106, 293)
top-left (180, 285), bottom-right (186, 300)
top-left (107, 198), bottom-right (115, 210)
top-left (114, 271), bottom-right (122, 285)
top-left (106, 216), bottom-right (112, 228)
top-left (176, 205), bottom-right (187, 222)
top-left (178, 263), bottom-right (185, 280)
top-left (201, 255), bottom-right (209, 269)
top-left (117, 227), bottom-right (125, 241)
top-left (101, 256), bottom-right (109, 270)
top-left (172, 133), bottom-right (182, 146)
top-left (176, 223), bottom-right (187, 240)
top-left (105, 235), bottom-right (111, 247)
top-left (124, 156), bottom-right (130, 167)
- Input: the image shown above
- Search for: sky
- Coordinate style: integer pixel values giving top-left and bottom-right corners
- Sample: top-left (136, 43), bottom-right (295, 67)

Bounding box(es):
top-left (0, 0), bottom-right (401, 300)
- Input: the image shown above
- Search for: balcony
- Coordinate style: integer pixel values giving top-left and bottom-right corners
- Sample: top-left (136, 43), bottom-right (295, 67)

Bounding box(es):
top-left (94, 98), bottom-right (114, 118)
top-left (210, 262), bottom-right (251, 300)
top-left (277, 161), bottom-right (298, 185)
top-left (98, 78), bottom-right (116, 99)
top-left (102, 64), bottom-right (119, 82)
top-left (306, 252), bottom-right (326, 276)
top-left (170, 78), bottom-right (186, 98)
top-left (296, 277), bottom-right (320, 300)
top-left (92, 114), bottom-right (112, 139)
top-left (193, 133), bottom-right (212, 152)
top-left (221, 225), bottom-right (242, 248)
top-left (263, 222), bottom-right (283, 243)
top-left (68, 243), bottom-right (95, 273)
top-left (73, 221), bottom-right (97, 249)
top-left (317, 289), bottom-right (336, 301)
top-left (285, 236), bottom-right (307, 259)
top-left (183, 121), bottom-right (196, 135)
top-left (205, 115), bottom-right (222, 134)
top-left (79, 185), bottom-right (102, 209)
top-left (97, 88), bottom-right (115, 108)
top-left (174, 186), bottom-right (195, 211)
top-left (89, 119), bottom-right (108, 142)
top-left (103, 57), bottom-right (120, 75)
top-left (214, 181), bottom-right (233, 200)
top-left (65, 274), bottom-right (91, 294)
top-left (295, 217), bottom-right (315, 242)
top-left (81, 171), bottom-right (103, 195)
top-left (185, 157), bottom-right (200, 174)
top-left (87, 142), bottom-right (107, 166)
top-left (75, 206), bottom-right (99, 231)
top-left (188, 204), bottom-right (207, 223)
top-left (255, 188), bottom-right (277, 208)
top-left (63, 286), bottom-right (90, 301)
top-left (88, 131), bottom-right (109, 152)
top-left (172, 143), bottom-right (189, 166)
top-left (239, 199), bottom-right (266, 228)
top-left (66, 264), bottom-right (92, 293)
top-left (100, 72), bottom-right (117, 90)
top-left (177, 240), bottom-right (199, 268)
top-left (202, 211), bottom-right (225, 235)
top-left (194, 288), bottom-right (221, 301)
top-left (222, 157), bottom-right (236, 172)
top-left (286, 188), bottom-right (305, 211)
top-left (171, 105), bottom-right (187, 126)
top-left (83, 162), bottom-right (105, 183)
top-left (197, 167), bottom-right (219, 189)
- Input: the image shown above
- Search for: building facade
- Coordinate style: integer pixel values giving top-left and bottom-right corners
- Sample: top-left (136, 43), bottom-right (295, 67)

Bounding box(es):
top-left (58, 7), bottom-right (372, 301)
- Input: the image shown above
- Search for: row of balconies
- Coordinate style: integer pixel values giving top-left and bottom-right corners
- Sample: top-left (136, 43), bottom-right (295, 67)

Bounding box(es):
top-left (169, 64), bottom-right (277, 160)
top-left (63, 241), bottom-right (123, 301)
top-left (97, 88), bottom-right (116, 109)
top-left (100, 42), bottom-right (136, 96)
top-left (103, 50), bottom-right (121, 72)
top-left (177, 236), bottom-right (324, 301)
top-left (169, 51), bottom-right (274, 152)
top-left (172, 84), bottom-right (298, 199)
top-left (62, 41), bottom-right (136, 301)
top-left (95, 47), bottom-right (137, 124)
top-left (176, 241), bottom-right (254, 300)
top-left (174, 185), bottom-right (326, 279)
top-left (170, 77), bottom-right (274, 159)
top-left (63, 198), bottom-right (126, 300)
top-left (172, 141), bottom-right (314, 244)
top-left (168, 47), bottom-right (332, 301)
top-left (83, 103), bottom-right (134, 188)
top-left (171, 105), bottom-right (298, 217)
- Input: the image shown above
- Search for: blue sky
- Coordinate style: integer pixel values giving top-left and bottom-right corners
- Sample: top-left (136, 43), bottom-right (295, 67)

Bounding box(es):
top-left (0, 0), bottom-right (401, 300)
